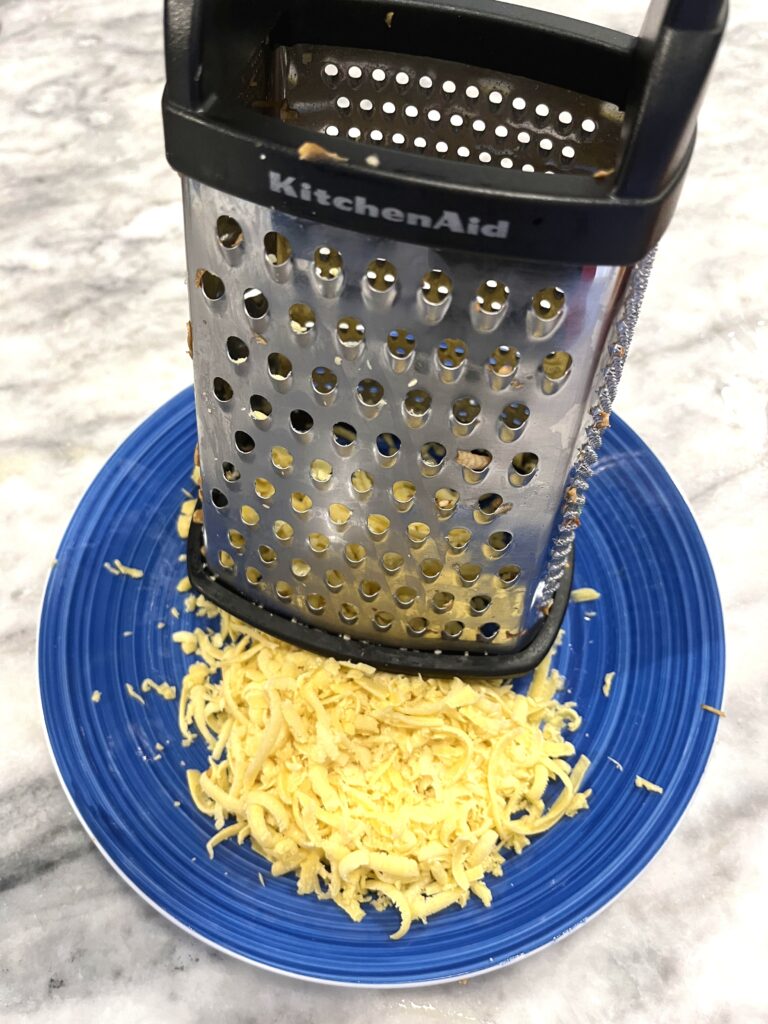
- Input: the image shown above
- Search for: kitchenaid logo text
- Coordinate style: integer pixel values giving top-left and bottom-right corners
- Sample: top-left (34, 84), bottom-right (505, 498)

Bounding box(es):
top-left (268, 172), bottom-right (509, 238)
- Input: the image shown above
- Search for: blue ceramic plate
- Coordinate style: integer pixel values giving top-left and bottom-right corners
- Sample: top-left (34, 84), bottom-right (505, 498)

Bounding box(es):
top-left (39, 387), bottom-right (724, 986)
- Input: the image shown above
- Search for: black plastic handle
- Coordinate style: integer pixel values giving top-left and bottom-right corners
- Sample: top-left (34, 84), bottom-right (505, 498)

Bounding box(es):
top-left (162, 0), bottom-right (727, 265)
top-left (616, 0), bottom-right (727, 198)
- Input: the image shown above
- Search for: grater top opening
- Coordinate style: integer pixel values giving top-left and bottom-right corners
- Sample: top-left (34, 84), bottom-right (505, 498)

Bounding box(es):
top-left (270, 45), bottom-right (624, 178)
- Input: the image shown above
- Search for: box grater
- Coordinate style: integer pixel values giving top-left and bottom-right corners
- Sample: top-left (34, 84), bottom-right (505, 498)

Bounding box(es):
top-left (163, 0), bottom-right (725, 675)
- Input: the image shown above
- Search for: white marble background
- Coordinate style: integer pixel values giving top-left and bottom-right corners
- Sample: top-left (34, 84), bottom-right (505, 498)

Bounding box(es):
top-left (1, 0), bottom-right (766, 1021)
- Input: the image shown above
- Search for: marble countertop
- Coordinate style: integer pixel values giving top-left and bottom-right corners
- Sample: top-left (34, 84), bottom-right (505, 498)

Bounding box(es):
top-left (1, 0), bottom-right (766, 1020)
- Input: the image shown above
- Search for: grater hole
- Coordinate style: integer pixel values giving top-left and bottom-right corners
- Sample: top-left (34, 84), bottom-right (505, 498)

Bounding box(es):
top-left (382, 552), bottom-right (404, 574)
top-left (307, 594), bottom-right (326, 615)
top-left (532, 286), bottom-right (565, 321)
top-left (421, 558), bottom-right (443, 581)
top-left (500, 157), bottom-right (513, 169)
top-left (226, 336), bottom-right (249, 363)
top-left (457, 146), bottom-right (470, 159)
top-left (241, 505), bottom-right (260, 527)
top-left (218, 550), bottom-right (235, 571)
top-left (336, 96), bottom-right (351, 112)
top-left (476, 279), bottom-right (509, 314)
top-left (310, 459), bottom-right (333, 484)
top-left (325, 125), bottom-right (340, 137)
top-left (382, 101), bottom-right (397, 116)
top-left (332, 421), bottom-right (357, 448)
top-left (291, 558), bottom-right (310, 578)
top-left (539, 138), bottom-right (554, 152)
top-left (582, 118), bottom-right (597, 133)
top-left (395, 71), bottom-right (410, 87)
top-left (376, 431), bottom-right (401, 465)
top-left (487, 346), bottom-right (519, 383)
top-left (558, 109), bottom-right (573, 126)
top-left (457, 448), bottom-right (493, 483)
top-left (394, 586), bottom-right (417, 608)
top-left (392, 479), bottom-right (416, 510)
top-left (535, 103), bottom-right (549, 118)
top-left (223, 463), bottom-right (240, 483)
top-left (452, 397), bottom-right (481, 434)
top-left (351, 469), bottom-right (374, 495)
top-left (387, 329), bottom-right (415, 370)
top-left (421, 438), bottom-right (450, 473)
top-left (268, 352), bottom-right (292, 383)
top-left (309, 532), bottom-right (330, 553)
top-left (421, 270), bottom-right (452, 304)
top-left (254, 478), bottom-right (276, 500)
top-left (290, 409), bottom-right (314, 435)
top-left (470, 595), bottom-right (492, 615)
top-left (345, 542), bottom-right (367, 566)
top-left (510, 452), bottom-right (539, 486)
top-left (433, 591), bottom-right (454, 613)
top-left (213, 377), bottom-right (233, 402)
top-left (476, 493), bottom-right (509, 522)
top-left (311, 366), bottom-right (338, 398)
top-left (270, 445), bottom-right (293, 473)
top-left (290, 491), bottom-right (313, 514)
top-left (211, 488), bottom-right (228, 509)
top-left (479, 152), bottom-right (492, 164)
top-left (325, 569), bottom-right (344, 592)
top-left (372, 611), bottom-right (394, 632)
top-left (289, 303), bottom-right (316, 334)
top-left (216, 216), bottom-right (243, 249)
top-left (360, 99), bottom-right (374, 113)
top-left (443, 620), bottom-right (464, 640)
top-left (273, 520), bottom-right (294, 542)
top-left (228, 529), bottom-right (246, 550)
top-left (323, 62), bottom-right (339, 80)
top-left (495, 125), bottom-right (509, 139)
top-left (245, 567), bottom-right (262, 586)
top-left (472, 118), bottom-right (486, 133)
top-left (435, 487), bottom-right (459, 517)
top-left (198, 270), bottom-right (225, 302)
top-left (488, 89), bottom-right (504, 105)
top-left (337, 317), bottom-right (365, 351)
top-left (435, 140), bottom-right (449, 154)
top-left (364, 257), bottom-right (397, 293)
top-left (479, 622), bottom-right (500, 641)
top-left (498, 565), bottom-right (521, 587)
top-left (447, 527), bottom-right (472, 552)
top-left (450, 114), bottom-right (464, 129)
top-left (427, 109), bottom-right (441, 124)
top-left (275, 581), bottom-right (294, 602)
top-left (542, 351), bottom-right (573, 383)
top-left (360, 380), bottom-right (385, 407)
top-left (243, 287), bottom-right (269, 320)
top-left (259, 545), bottom-right (277, 565)
top-left (487, 530), bottom-right (512, 556)
top-left (360, 580), bottom-right (381, 601)
top-left (437, 338), bottom-right (467, 382)
top-left (264, 230), bottom-right (292, 268)
top-left (314, 246), bottom-right (343, 281)
top-left (512, 96), bottom-right (526, 111)
top-left (367, 513), bottom-right (390, 538)
top-left (329, 502), bottom-right (352, 526)
top-left (348, 65), bottom-right (363, 80)
top-left (407, 522), bottom-right (431, 545)
top-left (250, 394), bottom-right (272, 423)
top-left (340, 603), bottom-right (359, 625)
top-left (404, 387), bottom-right (432, 426)
top-left (562, 145), bottom-right (576, 161)
top-left (458, 564), bottom-right (482, 586)
top-left (235, 430), bottom-right (255, 454)
top-left (419, 75), bottom-right (433, 89)
top-left (522, 164), bottom-right (535, 173)
top-left (408, 616), bottom-right (429, 637)
top-left (466, 84), bottom-right (480, 99)
top-left (499, 402), bottom-right (530, 442)
top-left (404, 104), bottom-right (419, 119)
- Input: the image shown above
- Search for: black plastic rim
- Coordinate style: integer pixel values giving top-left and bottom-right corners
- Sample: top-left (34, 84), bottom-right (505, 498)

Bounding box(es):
top-left (186, 513), bottom-right (574, 678)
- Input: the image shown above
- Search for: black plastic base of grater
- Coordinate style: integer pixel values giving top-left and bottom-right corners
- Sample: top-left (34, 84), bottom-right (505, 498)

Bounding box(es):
top-left (186, 514), bottom-right (574, 679)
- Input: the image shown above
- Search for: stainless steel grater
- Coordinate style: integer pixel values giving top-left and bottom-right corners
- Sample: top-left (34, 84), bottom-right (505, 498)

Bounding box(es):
top-left (163, 0), bottom-right (725, 675)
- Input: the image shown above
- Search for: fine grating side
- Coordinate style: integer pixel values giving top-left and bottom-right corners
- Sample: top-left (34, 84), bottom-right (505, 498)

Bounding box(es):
top-left (184, 177), bottom-right (633, 653)
top-left (269, 45), bottom-right (624, 174)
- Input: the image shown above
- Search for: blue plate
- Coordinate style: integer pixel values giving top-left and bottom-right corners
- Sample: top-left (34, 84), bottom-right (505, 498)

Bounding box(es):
top-left (39, 387), bottom-right (724, 986)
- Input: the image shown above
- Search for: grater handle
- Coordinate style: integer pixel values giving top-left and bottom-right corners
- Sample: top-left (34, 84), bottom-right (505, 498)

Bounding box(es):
top-left (615, 0), bottom-right (727, 199)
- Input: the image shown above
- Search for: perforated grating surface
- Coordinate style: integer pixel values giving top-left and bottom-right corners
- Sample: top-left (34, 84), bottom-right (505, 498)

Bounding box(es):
top-left (185, 178), bottom-right (630, 653)
top-left (271, 45), bottom-right (623, 174)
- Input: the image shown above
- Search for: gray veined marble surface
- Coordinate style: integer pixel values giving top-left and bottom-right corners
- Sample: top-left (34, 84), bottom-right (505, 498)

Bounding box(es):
top-left (1, 0), bottom-right (766, 1020)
